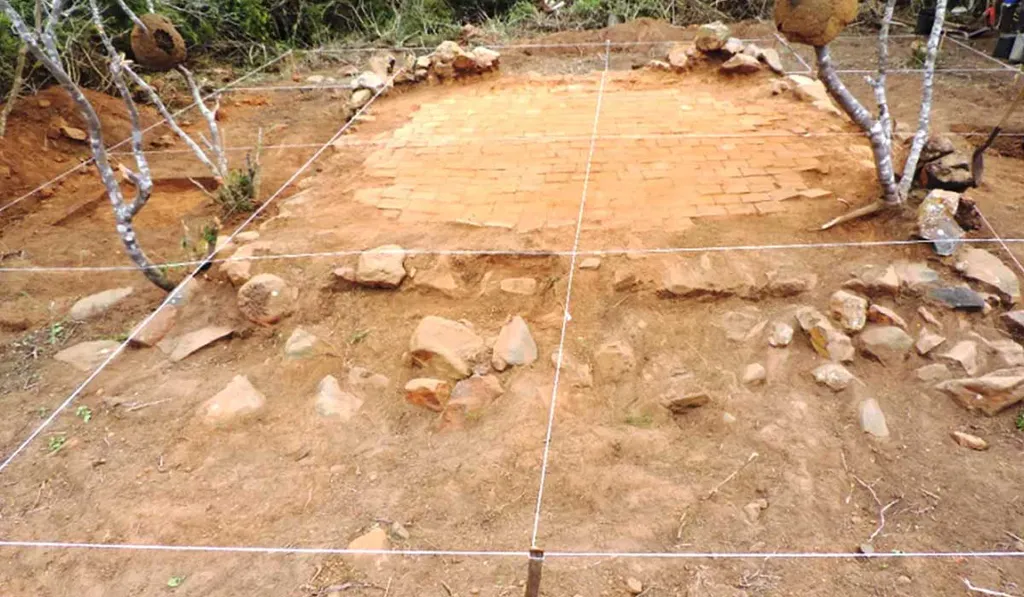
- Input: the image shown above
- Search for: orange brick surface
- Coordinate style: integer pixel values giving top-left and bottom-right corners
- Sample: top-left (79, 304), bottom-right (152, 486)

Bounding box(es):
top-left (346, 73), bottom-right (869, 232)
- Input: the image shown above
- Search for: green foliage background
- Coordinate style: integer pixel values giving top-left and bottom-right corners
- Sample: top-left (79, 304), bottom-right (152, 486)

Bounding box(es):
top-left (0, 0), bottom-right (767, 96)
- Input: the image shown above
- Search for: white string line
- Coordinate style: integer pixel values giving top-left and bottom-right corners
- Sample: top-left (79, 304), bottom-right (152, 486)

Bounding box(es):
top-left (301, 34), bottom-right (926, 55)
top-left (0, 540), bottom-right (525, 557)
top-left (193, 65), bottom-right (1021, 95)
top-left (542, 550), bottom-right (1024, 560)
top-left (0, 50), bottom-right (294, 215)
top-left (530, 41), bottom-right (611, 549)
top-left (0, 73), bottom-right (398, 476)
top-left (106, 126), bottom-right (1024, 158)
top-left (4, 238), bottom-right (1022, 274)
top-left (0, 540), bottom-right (1021, 560)
top-left (947, 36), bottom-right (1021, 74)
top-left (773, 31), bottom-right (812, 74)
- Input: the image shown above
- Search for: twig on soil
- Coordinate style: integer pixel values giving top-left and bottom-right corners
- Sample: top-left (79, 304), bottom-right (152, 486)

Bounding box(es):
top-left (315, 582), bottom-right (384, 595)
top-left (920, 488), bottom-right (941, 501)
top-left (125, 398), bottom-right (171, 412)
top-left (819, 201), bottom-right (886, 231)
top-left (851, 475), bottom-right (901, 542)
top-left (704, 452), bottom-right (758, 500)
top-left (963, 578), bottom-right (1022, 597)
top-left (383, 577), bottom-right (392, 597)
top-left (441, 580), bottom-right (455, 597)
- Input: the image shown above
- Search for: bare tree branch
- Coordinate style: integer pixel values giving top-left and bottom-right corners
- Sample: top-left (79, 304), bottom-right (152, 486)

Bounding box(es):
top-left (898, 0), bottom-right (948, 197)
top-left (873, 0), bottom-right (897, 143)
top-left (113, 0), bottom-right (149, 34)
top-left (178, 65), bottom-right (229, 176)
top-left (87, 0), bottom-right (153, 216)
top-left (815, 45), bottom-right (900, 204)
top-left (120, 63), bottom-right (225, 179)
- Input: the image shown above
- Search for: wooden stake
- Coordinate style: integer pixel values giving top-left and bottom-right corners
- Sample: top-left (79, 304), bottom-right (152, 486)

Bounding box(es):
top-left (525, 549), bottom-right (544, 597)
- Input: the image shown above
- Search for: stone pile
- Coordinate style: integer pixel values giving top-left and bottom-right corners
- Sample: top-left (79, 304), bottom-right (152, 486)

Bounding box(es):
top-left (659, 22), bottom-right (786, 76)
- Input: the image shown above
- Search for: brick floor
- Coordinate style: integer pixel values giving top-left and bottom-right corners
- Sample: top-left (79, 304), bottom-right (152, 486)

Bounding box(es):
top-left (350, 73), bottom-right (867, 232)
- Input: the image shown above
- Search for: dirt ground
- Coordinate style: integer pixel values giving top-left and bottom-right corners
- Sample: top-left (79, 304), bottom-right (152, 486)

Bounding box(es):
top-left (1, 19), bottom-right (1024, 597)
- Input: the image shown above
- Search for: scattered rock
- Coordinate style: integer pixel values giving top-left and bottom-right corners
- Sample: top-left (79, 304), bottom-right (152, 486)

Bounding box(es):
top-left (742, 363), bottom-right (767, 385)
top-left (579, 257), bottom-right (601, 270)
top-left (859, 398), bottom-right (890, 438)
top-left (315, 375), bottom-right (363, 420)
top-left (661, 253), bottom-right (756, 299)
top-left (917, 189), bottom-right (964, 256)
top-left (404, 378), bottom-right (451, 412)
top-left (721, 53), bottom-right (762, 74)
top-left (645, 59), bottom-right (673, 71)
top-left (788, 74), bottom-right (841, 116)
top-left (722, 37), bottom-right (745, 56)
top-left (951, 430), bottom-right (989, 451)
top-left (920, 135), bottom-right (955, 163)
top-left (667, 43), bottom-right (689, 70)
top-left (168, 326), bottom-right (233, 362)
top-left (471, 46), bottom-right (500, 70)
top-left (695, 21), bottom-right (731, 52)
top-left (626, 577), bottom-right (644, 595)
top-left (1001, 311), bottom-right (1024, 339)
top-left (918, 306), bottom-right (942, 327)
top-left (954, 248), bottom-right (1020, 304)
top-left (939, 341), bottom-right (982, 376)
top-left (352, 70), bottom-right (386, 91)
top-left (236, 231), bottom-right (260, 242)
top-left (743, 498), bottom-right (769, 523)
top-left (355, 245), bottom-right (407, 288)
top-left (69, 287), bottom-right (134, 320)
top-left (492, 316), bottom-right (538, 371)
top-left (390, 521), bottom-right (411, 541)
top-left (219, 241), bottom-right (273, 286)
top-left (442, 374), bottom-right (503, 426)
top-left (413, 256), bottom-right (461, 298)
top-left (894, 261), bottom-right (940, 290)
top-left (409, 316), bottom-right (485, 378)
top-left (765, 269), bottom-right (818, 297)
top-left (237, 274), bottom-right (297, 325)
top-left (349, 88), bottom-right (373, 109)
top-left (986, 338), bottom-right (1024, 367)
top-left (796, 306), bottom-right (854, 362)
top-left (759, 48), bottom-right (785, 74)
top-left (845, 264), bottom-right (900, 296)
top-left (54, 340), bottom-right (120, 372)
top-left (921, 152), bottom-right (973, 192)
top-left (775, 0), bottom-right (858, 46)
top-left (199, 375), bottom-right (266, 425)
top-left (662, 391), bottom-right (711, 413)
top-left (935, 367), bottom-right (1024, 415)
top-left (916, 363), bottom-right (952, 382)
top-left (768, 321), bottom-right (794, 347)
top-left (928, 286), bottom-right (986, 311)
top-left (500, 277), bottom-right (538, 296)
top-left (916, 328), bottom-right (946, 355)
top-left (867, 304), bottom-right (907, 329)
top-left (346, 527), bottom-right (389, 564)
top-left (285, 328), bottom-right (318, 359)
top-left (829, 290), bottom-right (868, 332)
top-left (593, 340), bottom-right (636, 382)
top-left (59, 125), bottom-right (88, 142)
top-left (812, 363), bottom-right (856, 391)
top-left (130, 306), bottom-right (179, 348)
top-left (858, 326), bottom-right (914, 365)
top-left (613, 269), bottom-right (638, 291)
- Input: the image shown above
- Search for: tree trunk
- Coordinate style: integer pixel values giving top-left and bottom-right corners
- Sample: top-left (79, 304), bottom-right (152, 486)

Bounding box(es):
top-left (116, 218), bottom-right (174, 291)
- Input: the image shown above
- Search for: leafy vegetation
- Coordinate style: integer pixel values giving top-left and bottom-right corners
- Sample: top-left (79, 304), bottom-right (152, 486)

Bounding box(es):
top-left (1, 0), bottom-right (772, 97)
